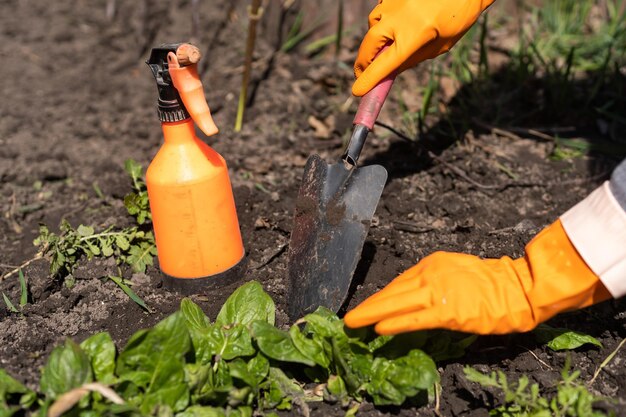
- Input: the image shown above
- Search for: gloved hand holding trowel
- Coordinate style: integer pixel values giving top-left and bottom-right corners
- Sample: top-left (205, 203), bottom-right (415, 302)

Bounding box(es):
top-left (343, 0), bottom-right (626, 335)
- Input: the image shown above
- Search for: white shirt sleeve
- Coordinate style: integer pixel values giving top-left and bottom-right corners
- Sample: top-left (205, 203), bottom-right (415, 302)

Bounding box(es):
top-left (560, 181), bottom-right (626, 298)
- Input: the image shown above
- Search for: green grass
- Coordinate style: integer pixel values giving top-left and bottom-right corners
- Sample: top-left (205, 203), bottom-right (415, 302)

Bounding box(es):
top-left (2, 270), bottom-right (28, 313)
top-left (464, 357), bottom-right (614, 416)
top-left (404, 0), bottom-right (626, 155)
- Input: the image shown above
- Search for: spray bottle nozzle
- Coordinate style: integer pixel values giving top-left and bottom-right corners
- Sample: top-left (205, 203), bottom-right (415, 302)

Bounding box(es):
top-left (147, 43), bottom-right (218, 136)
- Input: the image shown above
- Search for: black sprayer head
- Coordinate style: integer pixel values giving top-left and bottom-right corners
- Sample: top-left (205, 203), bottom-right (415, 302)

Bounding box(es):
top-left (146, 43), bottom-right (190, 123)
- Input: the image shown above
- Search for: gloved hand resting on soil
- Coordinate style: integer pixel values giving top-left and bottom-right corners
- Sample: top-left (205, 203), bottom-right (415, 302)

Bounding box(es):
top-left (347, 0), bottom-right (626, 335)
top-left (345, 160), bottom-right (626, 335)
top-left (352, 0), bottom-right (495, 96)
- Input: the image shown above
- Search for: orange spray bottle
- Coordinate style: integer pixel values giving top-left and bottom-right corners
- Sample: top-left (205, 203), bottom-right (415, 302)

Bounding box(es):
top-left (146, 43), bottom-right (245, 291)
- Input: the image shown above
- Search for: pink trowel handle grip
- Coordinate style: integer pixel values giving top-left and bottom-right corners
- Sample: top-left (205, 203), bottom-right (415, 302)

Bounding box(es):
top-left (353, 46), bottom-right (396, 130)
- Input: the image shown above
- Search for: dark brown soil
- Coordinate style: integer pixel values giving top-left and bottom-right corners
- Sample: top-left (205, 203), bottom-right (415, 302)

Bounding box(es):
top-left (1, 1), bottom-right (624, 416)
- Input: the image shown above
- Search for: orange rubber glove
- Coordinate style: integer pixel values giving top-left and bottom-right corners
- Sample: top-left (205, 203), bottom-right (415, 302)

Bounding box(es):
top-left (344, 220), bottom-right (611, 335)
top-left (353, 0), bottom-right (495, 96)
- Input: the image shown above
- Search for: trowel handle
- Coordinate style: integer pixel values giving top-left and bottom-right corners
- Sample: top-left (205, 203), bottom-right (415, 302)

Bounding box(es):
top-left (353, 74), bottom-right (396, 129)
top-left (353, 46), bottom-right (396, 130)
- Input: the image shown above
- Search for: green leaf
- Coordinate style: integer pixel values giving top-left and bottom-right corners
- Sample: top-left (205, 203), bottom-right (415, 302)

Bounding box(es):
top-left (115, 235), bottom-right (130, 251)
top-left (324, 374), bottom-right (349, 406)
top-left (101, 243), bottom-right (114, 257)
top-left (289, 325), bottom-right (331, 368)
top-left (176, 406), bottom-right (227, 417)
top-left (301, 307), bottom-right (343, 339)
top-left (2, 293), bottom-right (18, 313)
top-left (215, 324), bottom-right (256, 361)
top-left (185, 359), bottom-right (234, 406)
top-left (181, 298), bottom-right (211, 329)
top-left (251, 321), bottom-right (315, 366)
top-left (262, 368), bottom-right (304, 410)
top-left (18, 270), bottom-right (27, 307)
top-left (141, 359), bottom-right (189, 414)
top-left (534, 324), bottom-right (602, 351)
top-left (186, 312), bottom-right (255, 364)
top-left (116, 313), bottom-right (191, 413)
top-left (228, 354), bottom-right (270, 388)
top-left (0, 369), bottom-right (33, 412)
top-left (40, 339), bottom-right (92, 398)
top-left (366, 350), bottom-right (438, 406)
top-left (216, 281), bottom-right (275, 327)
top-left (463, 367), bottom-right (500, 388)
top-left (124, 159), bottom-right (143, 184)
top-left (126, 241), bottom-right (157, 273)
top-left (80, 332), bottom-right (116, 384)
top-left (77, 225), bottom-right (95, 237)
top-left (108, 275), bottom-right (149, 311)
top-left (117, 312), bottom-right (191, 383)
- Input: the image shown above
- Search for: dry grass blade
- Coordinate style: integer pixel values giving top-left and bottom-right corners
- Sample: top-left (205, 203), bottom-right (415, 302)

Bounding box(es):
top-left (48, 383), bottom-right (124, 417)
top-left (589, 337), bottom-right (626, 386)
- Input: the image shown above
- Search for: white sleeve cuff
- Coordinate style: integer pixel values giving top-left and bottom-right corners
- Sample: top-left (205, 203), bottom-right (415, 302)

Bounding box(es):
top-left (560, 181), bottom-right (626, 298)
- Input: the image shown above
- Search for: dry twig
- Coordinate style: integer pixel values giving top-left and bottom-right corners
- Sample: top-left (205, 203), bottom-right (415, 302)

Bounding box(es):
top-left (374, 121), bottom-right (611, 191)
top-left (589, 337), bottom-right (626, 386)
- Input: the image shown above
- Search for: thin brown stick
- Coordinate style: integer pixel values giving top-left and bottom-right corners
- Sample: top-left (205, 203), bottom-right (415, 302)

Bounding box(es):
top-left (518, 345), bottom-right (554, 371)
top-left (589, 338), bottom-right (626, 386)
top-left (0, 252), bottom-right (44, 283)
top-left (250, 243), bottom-right (287, 270)
top-left (374, 121), bottom-right (610, 191)
top-left (375, 121), bottom-right (501, 190)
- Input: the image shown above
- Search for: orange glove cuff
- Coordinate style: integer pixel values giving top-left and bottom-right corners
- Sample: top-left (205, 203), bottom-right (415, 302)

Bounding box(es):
top-left (515, 219), bottom-right (611, 330)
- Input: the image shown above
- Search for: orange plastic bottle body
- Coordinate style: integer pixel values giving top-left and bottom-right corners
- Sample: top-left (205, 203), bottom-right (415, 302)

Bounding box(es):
top-left (146, 120), bottom-right (244, 279)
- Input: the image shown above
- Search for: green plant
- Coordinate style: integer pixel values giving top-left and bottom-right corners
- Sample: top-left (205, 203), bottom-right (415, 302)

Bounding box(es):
top-left (33, 221), bottom-right (157, 280)
top-left (1, 270), bottom-right (28, 313)
top-left (32, 159), bottom-right (157, 281)
top-left (464, 359), bottom-right (613, 416)
top-left (234, 0), bottom-right (263, 133)
top-left (123, 159), bottom-right (151, 225)
top-left (0, 281), bottom-right (457, 416)
top-left (107, 271), bottom-right (149, 312)
top-left (533, 324), bottom-right (602, 351)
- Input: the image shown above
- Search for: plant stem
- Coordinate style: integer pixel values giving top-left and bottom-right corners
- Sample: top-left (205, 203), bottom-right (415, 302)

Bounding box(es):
top-left (589, 337), bottom-right (626, 385)
top-left (79, 231), bottom-right (128, 242)
top-left (335, 0), bottom-right (343, 57)
top-left (234, 0), bottom-right (263, 132)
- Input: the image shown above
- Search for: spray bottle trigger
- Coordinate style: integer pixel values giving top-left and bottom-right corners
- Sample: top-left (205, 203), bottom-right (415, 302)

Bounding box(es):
top-left (167, 52), bottom-right (219, 137)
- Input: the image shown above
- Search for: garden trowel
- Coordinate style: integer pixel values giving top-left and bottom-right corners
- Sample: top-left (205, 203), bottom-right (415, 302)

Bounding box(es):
top-left (287, 70), bottom-right (396, 320)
